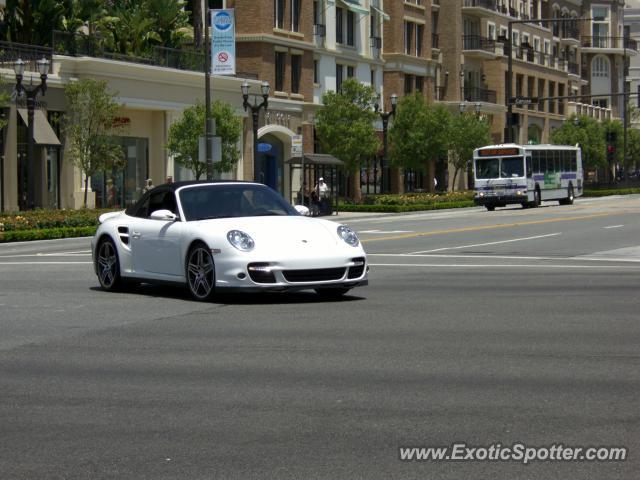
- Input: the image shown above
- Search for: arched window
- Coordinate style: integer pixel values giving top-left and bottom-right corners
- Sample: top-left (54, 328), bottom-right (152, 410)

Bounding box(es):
top-left (592, 56), bottom-right (609, 78)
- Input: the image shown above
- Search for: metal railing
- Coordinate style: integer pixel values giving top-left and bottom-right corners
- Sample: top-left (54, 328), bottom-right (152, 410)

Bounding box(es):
top-left (0, 41), bottom-right (53, 73)
top-left (462, 35), bottom-right (496, 53)
top-left (567, 61), bottom-right (579, 75)
top-left (314, 24), bottom-right (326, 37)
top-left (463, 87), bottom-right (497, 104)
top-left (434, 86), bottom-right (445, 101)
top-left (463, 0), bottom-right (497, 9)
top-left (581, 36), bottom-right (639, 51)
top-left (51, 31), bottom-right (259, 78)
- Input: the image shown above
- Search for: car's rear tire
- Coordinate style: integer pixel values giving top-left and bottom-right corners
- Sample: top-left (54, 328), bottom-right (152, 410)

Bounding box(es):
top-left (97, 237), bottom-right (122, 291)
top-left (315, 287), bottom-right (351, 299)
top-left (186, 243), bottom-right (216, 301)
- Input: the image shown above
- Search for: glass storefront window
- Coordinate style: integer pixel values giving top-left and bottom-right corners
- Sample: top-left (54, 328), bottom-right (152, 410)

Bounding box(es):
top-left (92, 136), bottom-right (148, 209)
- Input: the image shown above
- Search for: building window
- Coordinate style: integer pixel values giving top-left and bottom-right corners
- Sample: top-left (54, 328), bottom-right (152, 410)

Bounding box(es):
top-left (336, 63), bottom-right (344, 91)
top-left (336, 7), bottom-right (344, 44)
top-left (346, 10), bottom-right (355, 46)
top-left (275, 51), bottom-right (286, 91)
top-left (593, 98), bottom-right (608, 108)
top-left (291, 54), bottom-right (301, 94)
top-left (405, 22), bottom-right (414, 55)
top-left (416, 24), bottom-right (424, 57)
top-left (415, 76), bottom-right (424, 93)
top-left (347, 65), bottom-right (354, 78)
top-left (274, 0), bottom-right (285, 29)
top-left (371, 69), bottom-right (376, 89)
top-left (291, 0), bottom-right (301, 32)
top-left (314, 59), bottom-right (319, 84)
top-left (592, 56), bottom-right (609, 78)
top-left (404, 74), bottom-right (413, 94)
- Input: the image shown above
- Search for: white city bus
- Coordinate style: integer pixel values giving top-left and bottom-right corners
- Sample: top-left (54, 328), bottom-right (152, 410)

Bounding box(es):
top-left (472, 144), bottom-right (583, 211)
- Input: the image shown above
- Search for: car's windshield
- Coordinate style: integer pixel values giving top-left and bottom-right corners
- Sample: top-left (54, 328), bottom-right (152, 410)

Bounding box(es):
top-left (178, 184), bottom-right (299, 221)
top-left (475, 159), bottom-right (499, 179)
top-left (475, 157), bottom-right (524, 179)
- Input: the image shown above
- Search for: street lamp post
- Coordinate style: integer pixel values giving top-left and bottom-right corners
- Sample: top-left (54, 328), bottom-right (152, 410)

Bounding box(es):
top-left (241, 81), bottom-right (270, 183)
top-left (374, 93), bottom-right (397, 194)
top-left (14, 57), bottom-right (50, 210)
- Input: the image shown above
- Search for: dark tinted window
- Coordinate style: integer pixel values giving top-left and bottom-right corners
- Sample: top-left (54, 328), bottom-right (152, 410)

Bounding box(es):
top-left (179, 184), bottom-right (298, 221)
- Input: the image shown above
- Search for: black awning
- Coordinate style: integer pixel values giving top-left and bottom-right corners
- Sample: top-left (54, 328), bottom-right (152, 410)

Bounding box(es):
top-left (285, 154), bottom-right (345, 166)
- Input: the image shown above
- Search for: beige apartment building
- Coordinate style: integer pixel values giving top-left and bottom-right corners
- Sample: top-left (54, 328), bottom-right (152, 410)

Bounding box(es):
top-left (0, 0), bottom-right (633, 211)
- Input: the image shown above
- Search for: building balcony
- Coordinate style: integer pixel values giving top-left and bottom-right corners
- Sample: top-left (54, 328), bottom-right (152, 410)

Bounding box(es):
top-left (463, 86), bottom-right (497, 104)
top-left (581, 36), bottom-right (639, 55)
top-left (0, 41), bottom-right (53, 73)
top-left (567, 61), bottom-right (580, 77)
top-left (462, 0), bottom-right (498, 16)
top-left (462, 35), bottom-right (498, 59)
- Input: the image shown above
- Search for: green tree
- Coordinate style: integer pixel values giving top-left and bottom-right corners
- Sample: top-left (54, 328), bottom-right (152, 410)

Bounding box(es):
top-left (388, 94), bottom-right (451, 193)
top-left (166, 101), bottom-right (242, 180)
top-left (315, 78), bottom-right (380, 203)
top-left (449, 112), bottom-right (492, 190)
top-left (63, 79), bottom-right (127, 208)
top-left (627, 128), bottom-right (640, 172)
top-left (551, 115), bottom-right (606, 170)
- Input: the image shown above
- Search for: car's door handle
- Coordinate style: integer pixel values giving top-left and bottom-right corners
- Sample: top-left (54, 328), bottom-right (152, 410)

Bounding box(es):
top-left (131, 231), bottom-right (141, 239)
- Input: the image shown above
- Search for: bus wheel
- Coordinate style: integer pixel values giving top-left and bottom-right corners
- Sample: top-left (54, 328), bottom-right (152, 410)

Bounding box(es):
top-left (560, 184), bottom-right (574, 205)
top-left (486, 205), bottom-right (495, 211)
top-left (532, 188), bottom-right (541, 208)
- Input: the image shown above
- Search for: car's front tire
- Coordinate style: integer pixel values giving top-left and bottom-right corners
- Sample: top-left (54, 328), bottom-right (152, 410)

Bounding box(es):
top-left (315, 287), bottom-right (351, 299)
top-left (186, 243), bottom-right (216, 301)
top-left (97, 237), bottom-right (122, 291)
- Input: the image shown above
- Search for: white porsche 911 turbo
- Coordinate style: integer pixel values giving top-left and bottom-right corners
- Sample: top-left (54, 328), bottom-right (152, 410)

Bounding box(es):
top-left (91, 181), bottom-right (368, 300)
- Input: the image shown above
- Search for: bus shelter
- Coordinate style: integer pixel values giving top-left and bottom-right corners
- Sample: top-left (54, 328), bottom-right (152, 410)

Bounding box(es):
top-left (285, 154), bottom-right (344, 216)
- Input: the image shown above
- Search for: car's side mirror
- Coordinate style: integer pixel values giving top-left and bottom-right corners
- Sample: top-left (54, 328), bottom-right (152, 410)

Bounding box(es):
top-left (150, 209), bottom-right (178, 221)
top-left (294, 205), bottom-right (310, 216)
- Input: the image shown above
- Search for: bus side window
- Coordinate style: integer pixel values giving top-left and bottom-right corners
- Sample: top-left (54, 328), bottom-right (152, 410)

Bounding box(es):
top-left (526, 156), bottom-right (532, 177)
top-left (562, 151), bottom-right (569, 171)
top-left (532, 151), bottom-right (540, 173)
top-left (571, 151), bottom-right (577, 171)
top-left (540, 150), bottom-right (547, 173)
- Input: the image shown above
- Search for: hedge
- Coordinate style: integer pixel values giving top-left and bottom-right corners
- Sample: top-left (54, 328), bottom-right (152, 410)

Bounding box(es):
top-left (583, 188), bottom-right (640, 197)
top-left (338, 200), bottom-right (475, 213)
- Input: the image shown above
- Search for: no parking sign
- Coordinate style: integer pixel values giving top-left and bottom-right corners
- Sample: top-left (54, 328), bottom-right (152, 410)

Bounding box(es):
top-left (211, 9), bottom-right (236, 75)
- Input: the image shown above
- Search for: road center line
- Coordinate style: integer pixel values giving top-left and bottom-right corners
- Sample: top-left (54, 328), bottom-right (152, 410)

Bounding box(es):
top-left (409, 232), bottom-right (561, 254)
top-left (369, 263), bottom-right (640, 269)
top-left (604, 225), bottom-right (624, 229)
top-left (360, 211), bottom-right (629, 243)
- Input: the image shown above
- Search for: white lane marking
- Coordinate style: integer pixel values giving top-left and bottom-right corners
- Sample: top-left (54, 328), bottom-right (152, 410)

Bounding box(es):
top-left (409, 232), bottom-right (562, 254)
top-left (0, 252), bottom-right (91, 258)
top-left (359, 229), bottom-right (413, 234)
top-left (0, 262), bottom-right (92, 265)
top-left (604, 225), bottom-right (624, 229)
top-left (369, 263), bottom-right (640, 269)
top-left (369, 253), bottom-right (640, 263)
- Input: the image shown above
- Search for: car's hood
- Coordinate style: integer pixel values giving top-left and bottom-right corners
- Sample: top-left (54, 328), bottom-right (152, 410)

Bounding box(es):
top-left (192, 216), bottom-right (344, 253)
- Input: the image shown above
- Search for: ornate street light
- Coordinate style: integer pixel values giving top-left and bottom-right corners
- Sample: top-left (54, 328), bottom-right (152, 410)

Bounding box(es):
top-left (242, 81), bottom-right (270, 183)
top-left (14, 57), bottom-right (50, 210)
top-left (374, 93), bottom-right (397, 194)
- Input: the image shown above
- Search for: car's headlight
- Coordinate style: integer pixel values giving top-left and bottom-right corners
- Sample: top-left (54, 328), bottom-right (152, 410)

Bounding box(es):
top-left (337, 225), bottom-right (359, 247)
top-left (227, 230), bottom-right (255, 251)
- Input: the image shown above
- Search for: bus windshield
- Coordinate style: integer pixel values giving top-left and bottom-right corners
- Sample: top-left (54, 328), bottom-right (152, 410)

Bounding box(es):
top-left (475, 156), bottom-right (523, 179)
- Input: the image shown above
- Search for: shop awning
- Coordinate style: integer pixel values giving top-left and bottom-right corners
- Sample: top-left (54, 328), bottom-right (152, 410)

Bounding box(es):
top-left (17, 109), bottom-right (61, 146)
top-left (286, 154), bottom-right (345, 166)
top-left (338, 0), bottom-right (369, 15)
top-left (371, 5), bottom-right (390, 21)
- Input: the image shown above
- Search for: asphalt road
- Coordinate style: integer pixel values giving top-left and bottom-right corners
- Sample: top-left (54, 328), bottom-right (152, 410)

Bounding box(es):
top-left (1, 196), bottom-right (639, 479)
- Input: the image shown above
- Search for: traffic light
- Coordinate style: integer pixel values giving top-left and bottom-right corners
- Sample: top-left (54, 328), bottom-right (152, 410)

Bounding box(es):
top-left (607, 144), bottom-right (616, 164)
